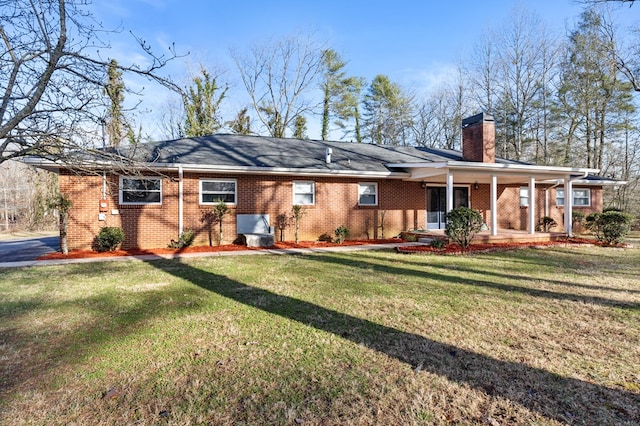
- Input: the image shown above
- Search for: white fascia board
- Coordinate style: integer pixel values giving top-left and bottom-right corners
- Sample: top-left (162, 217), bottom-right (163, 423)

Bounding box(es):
top-left (28, 158), bottom-right (410, 179)
top-left (150, 163), bottom-right (411, 179)
top-left (388, 161), bottom-right (599, 177)
top-left (386, 162), bottom-right (448, 169)
top-left (571, 179), bottom-right (628, 186)
top-left (443, 161), bottom-right (599, 175)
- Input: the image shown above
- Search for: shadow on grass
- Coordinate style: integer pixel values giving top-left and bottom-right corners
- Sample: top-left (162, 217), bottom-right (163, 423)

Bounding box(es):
top-left (387, 250), bottom-right (640, 296)
top-left (0, 264), bottom-right (207, 401)
top-left (147, 256), bottom-right (640, 424)
top-left (326, 251), bottom-right (640, 310)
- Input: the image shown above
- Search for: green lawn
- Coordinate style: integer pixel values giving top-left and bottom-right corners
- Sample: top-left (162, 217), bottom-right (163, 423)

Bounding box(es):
top-left (1, 246), bottom-right (639, 425)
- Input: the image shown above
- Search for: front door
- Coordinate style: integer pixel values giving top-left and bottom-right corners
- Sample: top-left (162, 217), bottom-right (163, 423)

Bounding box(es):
top-left (426, 186), bottom-right (469, 229)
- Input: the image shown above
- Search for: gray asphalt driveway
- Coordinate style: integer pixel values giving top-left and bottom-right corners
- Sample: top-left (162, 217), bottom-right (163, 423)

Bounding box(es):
top-left (0, 236), bottom-right (59, 262)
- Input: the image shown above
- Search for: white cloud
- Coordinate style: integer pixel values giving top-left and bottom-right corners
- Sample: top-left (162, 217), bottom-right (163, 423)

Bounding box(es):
top-left (401, 62), bottom-right (460, 98)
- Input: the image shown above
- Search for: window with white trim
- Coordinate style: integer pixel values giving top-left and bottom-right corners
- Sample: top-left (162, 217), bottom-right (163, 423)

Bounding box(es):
top-left (573, 188), bottom-right (591, 206)
top-left (556, 188), bottom-right (591, 207)
top-left (200, 179), bottom-right (237, 204)
top-left (293, 181), bottom-right (315, 205)
top-left (519, 187), bottom-right (529, 207)
top-left (119, 176), bottom-right (162, 204)
top-left (358, 182), bottom-right (378, 206)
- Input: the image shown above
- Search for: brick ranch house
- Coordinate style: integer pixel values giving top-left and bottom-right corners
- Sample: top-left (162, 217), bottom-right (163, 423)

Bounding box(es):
top-left (31, 113), bottom-right (621, 251)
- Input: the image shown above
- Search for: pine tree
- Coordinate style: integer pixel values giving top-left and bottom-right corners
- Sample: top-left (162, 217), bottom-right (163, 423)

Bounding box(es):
top-left (183, 67), bottom-right (228, 137)
top-left (104, 59), bottom-right (125, 148)
top-left (227, 108), bottom-right (252, 135)
top-left (293, 116), bottom-right (307, 139)
top-left (320, 49), bottom-right (347, 140)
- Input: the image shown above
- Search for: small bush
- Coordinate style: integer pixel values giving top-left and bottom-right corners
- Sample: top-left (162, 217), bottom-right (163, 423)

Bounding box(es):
top-left (430, 239), bottom-right (447, 249)
top-left (95, 227), bottom-right (125, 252)
top-left (318, 233), bottom-right (333, 242)
top-left (403, 234), bottom-right (417, 242)
top-left (572, 211), bottom-right (585, 234)
top-left (585, 211), bottom-right (632, 245)
top-left (334, 225), bottom-right (350, 244)
top-left (537, 216), bottom-right (557, 232)
top-left (445, 207), bottom-right (483, 249)
top-left (168, 229), bottom-right (195, 249)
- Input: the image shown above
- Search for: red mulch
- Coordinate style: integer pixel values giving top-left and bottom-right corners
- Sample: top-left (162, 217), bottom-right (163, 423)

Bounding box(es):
top-left (37, 238), bottom-right (405, 260)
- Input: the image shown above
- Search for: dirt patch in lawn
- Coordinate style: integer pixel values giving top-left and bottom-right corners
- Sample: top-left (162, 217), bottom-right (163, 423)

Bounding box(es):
top-left (37, 238), bottom-right (406, 260)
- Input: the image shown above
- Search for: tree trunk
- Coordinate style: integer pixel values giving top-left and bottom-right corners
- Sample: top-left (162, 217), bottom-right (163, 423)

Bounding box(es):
top-left (59, 212), bottom-right (68, 255)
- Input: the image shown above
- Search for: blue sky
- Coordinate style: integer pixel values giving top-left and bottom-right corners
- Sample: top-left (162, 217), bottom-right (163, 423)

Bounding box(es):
top-left (88, 0), bottom-right (636, 139)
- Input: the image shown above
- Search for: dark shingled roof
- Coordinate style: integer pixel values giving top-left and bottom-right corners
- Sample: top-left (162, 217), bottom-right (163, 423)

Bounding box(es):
top-left (123, 134), bottom-right (526, 173)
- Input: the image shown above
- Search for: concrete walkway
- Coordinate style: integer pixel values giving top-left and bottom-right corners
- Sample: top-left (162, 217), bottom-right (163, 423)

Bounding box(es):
top-left (0, 242), bottom-right (424, 269)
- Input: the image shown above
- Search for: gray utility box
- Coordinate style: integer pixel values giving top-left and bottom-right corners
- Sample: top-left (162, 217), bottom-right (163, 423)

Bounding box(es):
top-left (237, 214), bottom-right (274, 247)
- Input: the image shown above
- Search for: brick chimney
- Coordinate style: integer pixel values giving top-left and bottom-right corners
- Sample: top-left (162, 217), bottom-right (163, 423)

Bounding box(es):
top-left (461, 112), bottom-right (495, 163)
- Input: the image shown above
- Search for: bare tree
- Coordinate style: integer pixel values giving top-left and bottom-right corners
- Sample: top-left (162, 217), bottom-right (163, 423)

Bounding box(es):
top-left (0, 0), bottom-right (182, 165)
top-left (413, 69), bottom-right (470, 150)
top-left (231, 34), bottom-right (324, 138)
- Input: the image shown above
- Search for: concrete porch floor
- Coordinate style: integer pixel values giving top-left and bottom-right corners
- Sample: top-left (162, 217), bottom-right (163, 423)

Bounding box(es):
top-left (406, 229), bottom-right (569, 244)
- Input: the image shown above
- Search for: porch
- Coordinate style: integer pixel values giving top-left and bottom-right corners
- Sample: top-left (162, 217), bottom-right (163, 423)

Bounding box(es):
top-left (405, 229), bottom-right (570, 244)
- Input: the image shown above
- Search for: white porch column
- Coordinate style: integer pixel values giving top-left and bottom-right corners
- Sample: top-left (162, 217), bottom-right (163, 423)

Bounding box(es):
top-left (490, 175), bottom-right (498, 236)
top-left (564, 176), bottom-right (573, 236)
top-left (528, 176), bottom-right (536, 235)
top-left (446, 171), bottom-right (454, 212)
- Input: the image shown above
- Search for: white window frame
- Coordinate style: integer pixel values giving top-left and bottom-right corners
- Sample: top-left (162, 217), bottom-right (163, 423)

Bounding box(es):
top-left (556, 188), bottom-right (591, 207)
top-left (119, 176), bottom-right (162, 205)
top-left (556, 188), bottom-right (565, 206)
top-left (519, 186), bottom-right (529, 207)
top-left (572, 188), bottom-right (591, 207)
top-left (199, 179), bottom-right (237, 205)
top-left (358, 182), bottom-right (378, 206)
top-left (293, 181), bottom-right (315, 206)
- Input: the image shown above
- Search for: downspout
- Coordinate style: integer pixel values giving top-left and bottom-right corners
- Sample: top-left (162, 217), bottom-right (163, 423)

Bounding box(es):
top-left (102, 172), bottom-right (107, 199)
top-left (546, 179), bottom-right (563, 219)
top-left (565, 171), bottom-right (589, 236)
top-left (102, 172), bottom-right (108, 225)
top-left (178, 166), bottom-right (184, 237)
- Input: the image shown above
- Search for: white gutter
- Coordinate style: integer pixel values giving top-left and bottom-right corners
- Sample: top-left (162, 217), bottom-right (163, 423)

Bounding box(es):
top-left (386, 161), bottom-right (599, 176)
top-left (24, 157), bottom-right (411, 179)
top-left (157, 164), bottom-right (410, 179)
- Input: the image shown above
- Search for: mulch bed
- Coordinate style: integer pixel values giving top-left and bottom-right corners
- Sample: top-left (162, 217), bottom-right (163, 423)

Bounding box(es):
top-left (37, 238), bottom-right (405, 260)
top-left (37, 237), bottom-right (619, 261)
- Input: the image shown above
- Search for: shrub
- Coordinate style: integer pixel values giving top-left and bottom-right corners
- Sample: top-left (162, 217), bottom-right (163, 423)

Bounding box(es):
top-left (537, 216), bottom-right (557, 232)
top-left (291, 205), bottom-right (306, 244)
top-left (168, 229), bottom-right (195, 249)
top-left (403, 234), bottom-right (417, 243)
top-left (445, 207), bottom-right (483, 249)
top-left (585, 211), bottom-right (632, 245)
top-left (318, 233), bottom-right (333, 242)
top-left (95, 227), bottom-right (125, 252)
top-left (334, 225), bottom-right (350, 244)
top-left (430, 238), bottom-right (447, 249)
top-left (572, 211), bottom-right (585, 224)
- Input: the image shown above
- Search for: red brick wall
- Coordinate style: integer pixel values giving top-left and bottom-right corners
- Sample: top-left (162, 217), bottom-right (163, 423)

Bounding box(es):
top-left (59, 171), bottom-right (603, 250)
top-left (60, 172), bottom-right (427, 250)
top-left (462, 120), bottom-right (495, 163)
top-left (470, 183), bottom-right (601, 231)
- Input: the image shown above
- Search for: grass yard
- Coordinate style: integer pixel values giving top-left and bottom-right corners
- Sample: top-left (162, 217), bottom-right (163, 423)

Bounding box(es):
top-left (0, 245), bottom-right (639, 425)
